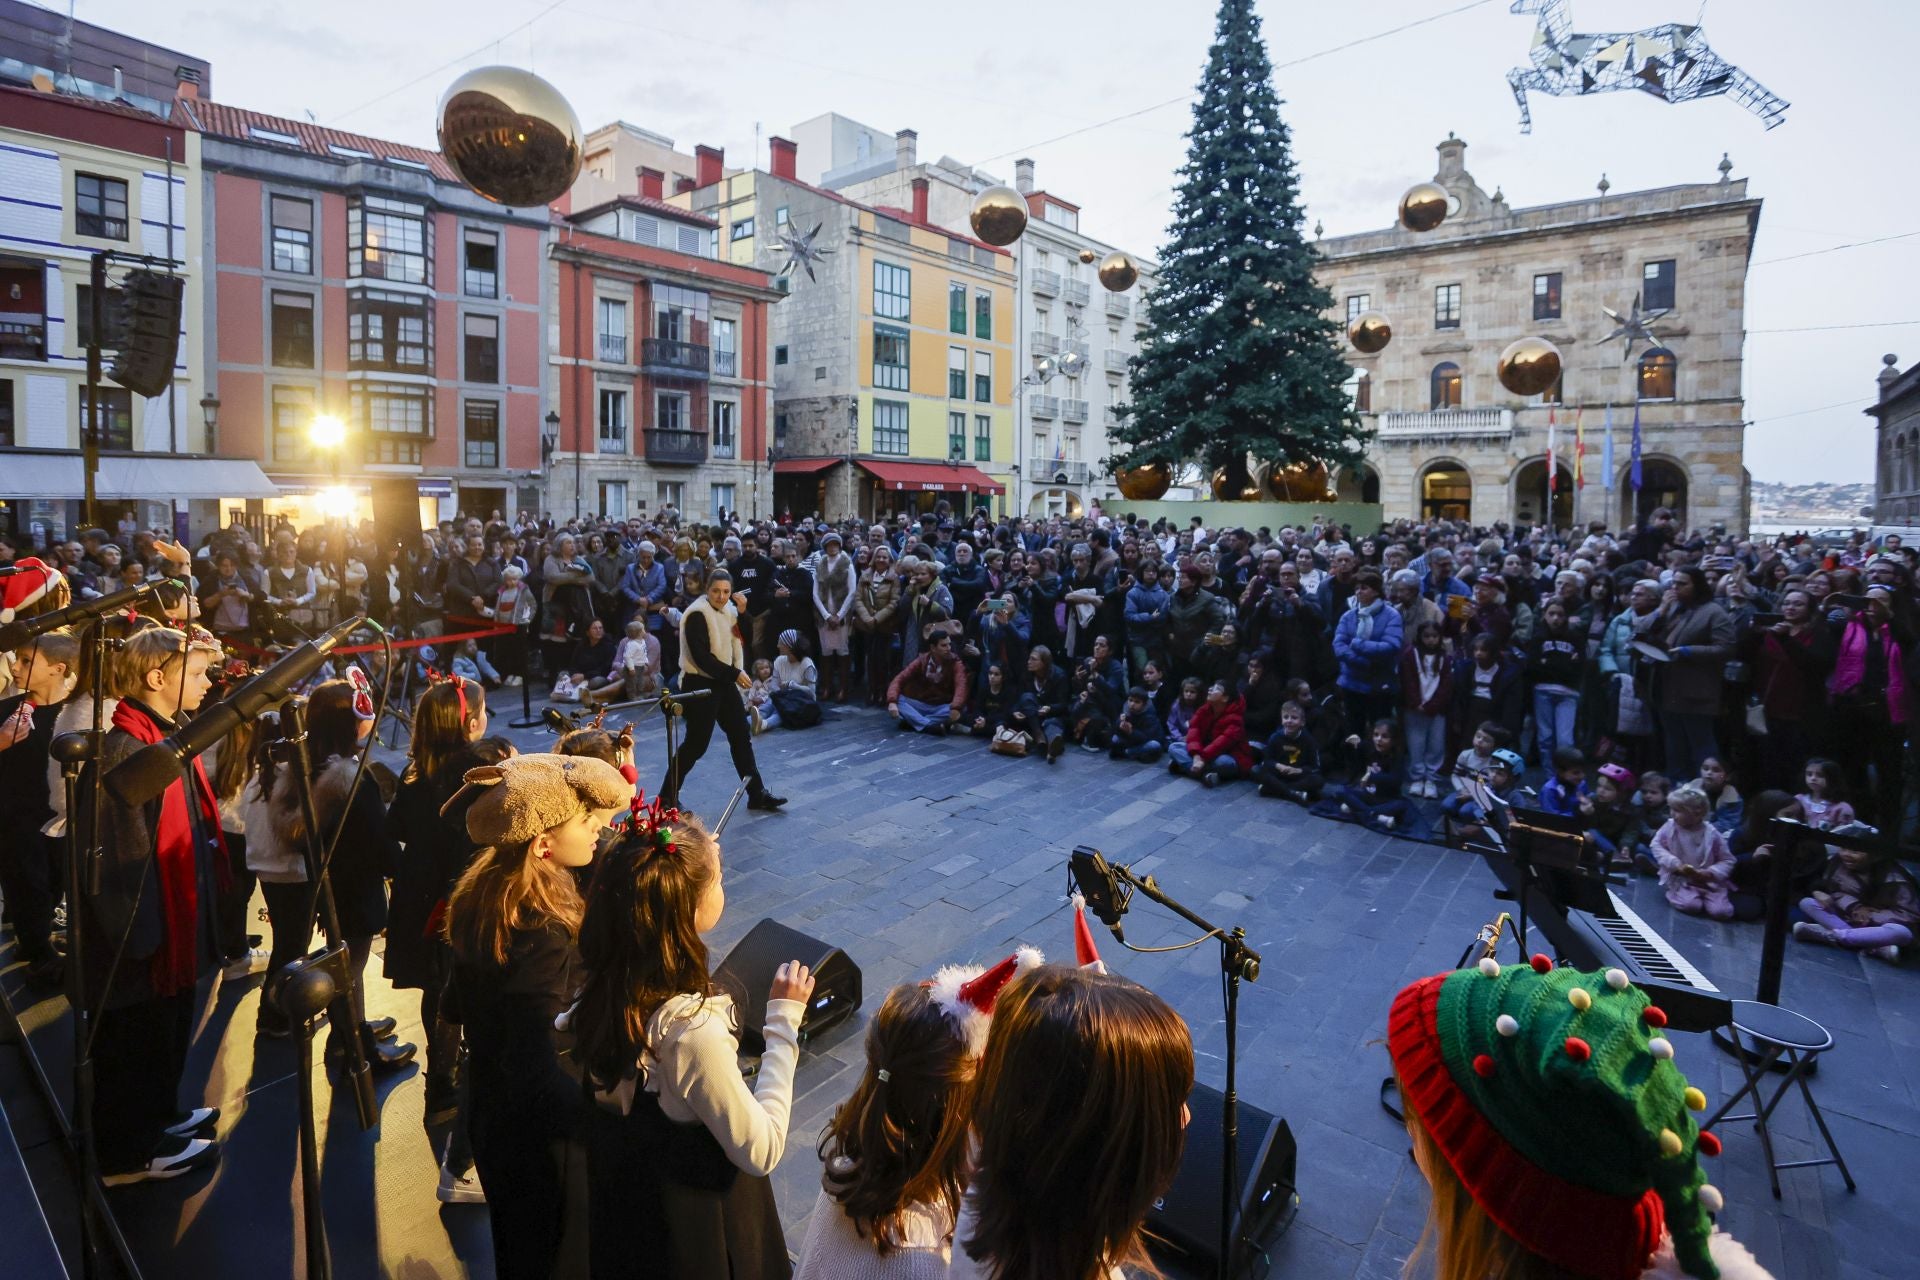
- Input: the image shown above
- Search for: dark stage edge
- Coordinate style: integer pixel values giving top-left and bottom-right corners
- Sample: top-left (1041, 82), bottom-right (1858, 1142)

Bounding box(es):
top-left (2, 698), bottom-right (1916, 1279)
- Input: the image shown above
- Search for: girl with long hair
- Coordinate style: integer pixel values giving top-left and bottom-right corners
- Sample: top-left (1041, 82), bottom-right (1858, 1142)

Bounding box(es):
top-left (571, 807), bottom-right (817, 1280)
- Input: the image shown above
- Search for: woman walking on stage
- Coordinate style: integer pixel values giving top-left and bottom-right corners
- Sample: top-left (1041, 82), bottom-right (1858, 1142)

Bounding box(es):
top-left (668, 569), bottom-right (786, 812)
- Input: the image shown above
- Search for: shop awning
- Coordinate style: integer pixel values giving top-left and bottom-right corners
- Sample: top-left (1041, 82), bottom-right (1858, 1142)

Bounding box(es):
top-left (856, 460), bottom-right (1005, 496)
top-left (0, 453), bottom-right (85, 495)
top-left (97, 456), bottom-right (280, 500)
top-left (773, 457), bottom-right (844, 476)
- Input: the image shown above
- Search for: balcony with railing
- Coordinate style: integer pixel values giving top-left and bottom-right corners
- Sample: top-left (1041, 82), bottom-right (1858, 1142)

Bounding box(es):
top-left (1061, 279), bottom-right (1091, 308)
top-left (1031, 268), bottom-right (1060, 297)
top-left (1061, 399), bottom-right (1089, 423)
top-left (640, 337), bottom-right (710, 380)
top-left (597, 432), bottom-right (629, 455)
top-left (1103, 404), bottom-right (1125, 427)
top-left (1375, 408), bottom-right (1515, 439)
top-left (597, 333), bottom-right (628, 364)
top-left (1105, 293), bottom-right (1131, 319)
top-left (0, 315), bottom-right (48, 362)
top-left (1103, 348), bottom-right (1130, 374)
top-left (644, 428), bottom-right (709, 464)
top-left (1029, 332), bottom-right (1061, 357)
top-left (1030, 394), bottom-right (1059, 419)
top-left (1034, 459), bottom-right (1093, 485)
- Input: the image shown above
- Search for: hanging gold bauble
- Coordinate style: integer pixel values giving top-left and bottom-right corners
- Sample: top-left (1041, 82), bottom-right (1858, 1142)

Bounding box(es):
top-left (1347, 310), bottom-right (1392, 354)
top-left (1497, 336), bottom-right (1563, 397)
top-left (969, 185), bottom-right (1029, 247)
top-left (1098, 251), bottom-right (1139, 293)
top-left (1398, 182), bottom-right (1450, 233)
top-left (1113, 461), bottom-right (1173, 501)
top-left (1211, 459), bottom-right (1265, 502)
top-left (1268, 460), bottom-right (1332, 503)
top-left (437, 66), bottom-right (583, 207)
top-left (1078, 248), bottom-right (1097, 265)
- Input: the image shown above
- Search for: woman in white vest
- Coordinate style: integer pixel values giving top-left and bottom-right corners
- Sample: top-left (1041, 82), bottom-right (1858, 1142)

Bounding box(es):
top-left (671, 568), bottom-right (787, 812)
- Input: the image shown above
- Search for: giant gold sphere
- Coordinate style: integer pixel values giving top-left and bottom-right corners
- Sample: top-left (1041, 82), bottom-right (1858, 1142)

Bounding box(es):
top-left (1211, 460), bottom-right (1265, 502)
top-left (1078, 248), bottom-right (1097, 265)
top-left (1497, 336), bottom-right (1563, 397)
top-left (969, 185), bottom-right (1028, 247)
top-left (1114, 461), bottom-right (1172, 502)
top-left (437, 66), bottom-right (582, 207)
top-left (1398, 182), bottom-right (1450, 233)
top-left (1348, 310), bottom-right (1392, 354)
top-left (1268, 460), bottom-right (1332, 503)
top-left (1098, 251), bottom-right (1139, 293)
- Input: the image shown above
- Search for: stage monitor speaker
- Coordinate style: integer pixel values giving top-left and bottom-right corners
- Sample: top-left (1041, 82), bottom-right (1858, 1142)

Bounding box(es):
top-left (1146, 1083), bottom-right (1297, 1278)
top-left (713, 918), bottom-right (862, 1057)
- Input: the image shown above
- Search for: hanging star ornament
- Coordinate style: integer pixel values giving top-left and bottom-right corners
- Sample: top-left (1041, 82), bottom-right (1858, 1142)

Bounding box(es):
top-left (769, 221), bottom-right (834, 284)
top-left (1597, 292), bottom-right (1669, 362)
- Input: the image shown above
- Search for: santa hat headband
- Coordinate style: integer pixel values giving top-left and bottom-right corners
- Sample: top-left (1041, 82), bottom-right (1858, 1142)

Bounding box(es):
top-left (0, 558), bottom-right (59, 624)
top-left (1071, 892), bottom-right (1107, 974)
top-left (926, 946), bottom-right (1043, 1058)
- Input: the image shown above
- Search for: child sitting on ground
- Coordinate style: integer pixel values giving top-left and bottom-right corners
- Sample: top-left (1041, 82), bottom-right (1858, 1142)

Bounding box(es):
top-left (1173, 680), bottom-right (1251, 788)
top-left (452, 637), bottom-right (503, 688)
top-left (1793, 834), bottom-right (1920, 965)
top-left (1688, 756), bottom-right (1744, 838)
top-left (1537, 745), bottom-right (1590, 818)
top-left (1140, 660), bottom-right (1172, 720)
top-left (1448, 722), bottom-right (1504, 800)
top-left (1163, 677), bottom-right (1205, 772)
top-left (747, 658), bottom-right (778, 733)
top-left (1630, 771), bottom-right (1673, 875)
top-left (1314, 719), bottom-right (1411, 833)
top-left (1785, 758), bottom-right (1854, 832)
top-left (1254, 699), bottom-right (1324, 803)
top-left (1652, 786), bottom-right (1735, 920)
top-left (969, 664), bottom-right (1018, 739)
top-left (611, 619), bottom-right (661, 700)
top-left (1108, 685), bottom-right (1168, 763)
top-left (1442, 748), bottom-right (1525, 847)
top-left (1580, 763), bottom-right (1645, 869)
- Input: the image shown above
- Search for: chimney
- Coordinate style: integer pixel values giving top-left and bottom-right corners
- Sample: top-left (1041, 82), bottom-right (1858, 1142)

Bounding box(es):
top-left (894, 128), bottom-right (917, 171)
top-left (1014, 158), bottom-right (1035, 195)
top-left (674, 176), bottom-right (696, 195)
top-left (174, 66), bottom-right (201, 100)
top-left (911, 177), bottom-right (930, 224)
top-left (1435, 132), bottom-right (1467, 182)
top-left (769, 135), bottom-right (797, 181)
top-left (695, 144), bottom-right (724, 189)
top-left (637, 166), bottom-right (664, 200)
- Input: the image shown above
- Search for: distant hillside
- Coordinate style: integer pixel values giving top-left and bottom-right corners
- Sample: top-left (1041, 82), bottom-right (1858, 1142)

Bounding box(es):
top-left (1750, 481), bottom-right (1874, 529)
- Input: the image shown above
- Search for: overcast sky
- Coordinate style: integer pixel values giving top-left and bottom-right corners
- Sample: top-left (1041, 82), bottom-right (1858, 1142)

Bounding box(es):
top-left (54, 0), bottom-right (1915, 484)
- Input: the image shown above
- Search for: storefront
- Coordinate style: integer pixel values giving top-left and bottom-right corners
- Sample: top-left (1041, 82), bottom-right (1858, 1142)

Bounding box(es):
top-left (854, 459), bottom-right (1006, 522)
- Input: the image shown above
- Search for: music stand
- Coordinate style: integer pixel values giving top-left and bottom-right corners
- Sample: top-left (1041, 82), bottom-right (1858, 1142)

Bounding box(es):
top-left (1497, 809), bottom-right (1609, 957)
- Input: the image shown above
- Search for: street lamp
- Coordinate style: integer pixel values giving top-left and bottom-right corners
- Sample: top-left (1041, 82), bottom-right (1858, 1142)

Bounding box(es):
top-left (542, 410), bottom-right (560, 519)
top-left (199, 394), bottom-right (220, 452)
top-left (308, 412), bottom-right (349, 625)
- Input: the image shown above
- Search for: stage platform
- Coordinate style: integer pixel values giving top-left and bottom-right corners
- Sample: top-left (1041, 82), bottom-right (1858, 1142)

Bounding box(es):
top-left (3, 696), bottom-right (1917, 1279)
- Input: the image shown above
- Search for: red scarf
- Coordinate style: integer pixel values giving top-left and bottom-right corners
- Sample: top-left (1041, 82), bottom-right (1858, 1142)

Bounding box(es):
top-left (112, 700), bottom-right (230, 996)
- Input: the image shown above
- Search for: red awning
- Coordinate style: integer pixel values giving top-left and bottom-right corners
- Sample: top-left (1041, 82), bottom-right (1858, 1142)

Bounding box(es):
top-left (772, 457), bottom-right (844, 475)
top-left (856, 460), bottom-right (1006, 496)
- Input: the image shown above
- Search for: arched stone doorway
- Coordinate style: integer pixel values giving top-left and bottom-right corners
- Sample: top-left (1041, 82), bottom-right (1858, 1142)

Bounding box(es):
top-left (1417, 460), bottom-right (1472, 521)
top-left (1619, 458), bottom-right (1689, 528)
top-left (1511, 457), bottom-right (1574, 529)
top-left (1335, 463), bottom-right (1381, 504)
top-left (1028, 487), bottom-right (1085, 519)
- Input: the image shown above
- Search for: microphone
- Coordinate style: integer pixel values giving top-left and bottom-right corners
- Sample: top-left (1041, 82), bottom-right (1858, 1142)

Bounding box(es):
top-left (1069, 846), bottom-right (1127, 944)
top-left (105, 614), bottom-right (367, 808)
top-left (543, 706), bottom-right (581, 733)
top-left (0, 576), bottom-right (183, 651)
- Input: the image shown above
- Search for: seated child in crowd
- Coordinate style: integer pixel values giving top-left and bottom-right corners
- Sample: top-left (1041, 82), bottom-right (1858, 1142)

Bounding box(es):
top-left (1441, 748), bottom-right (1524, 846)
top-left (1163, 677), bottom-right (1205, 772)
top-left (968, 664), bottom-right (1018, 738)
top-left (747, 658), bottom-right (778, 732)
top-left (1108, 685), bottom-right (1168, 763)
top-left (611, 619), bottom-right (661, 700)
top-left (1173, 680), bottom-right (1251, 788)
top-left (1314, 719), bottom-right (1411, 833)
top-left (1448, 722), bottom-right (1504, 800)
top-left (1689, 756), bottom-right (1744, 838)
top-left (1630, 771), bottom-right (1673, 875)
top-left (1579, 763), bottom-right (1645, 869)
top-left (1254, 700), bottom-right (1324, 803)
top-left (452, 637), bottom-right (503, 687)
top-left (1140, 660), bottom-right (1172, 720)
top-left (1537, 745), bottom-right (1590, 818)
top-left (1652, 786), bottom-right (1735, 920)
top-left (1793, 836), bottom-right (1920, 965)
top-left (1785, 758), bottom-right (1854, 831)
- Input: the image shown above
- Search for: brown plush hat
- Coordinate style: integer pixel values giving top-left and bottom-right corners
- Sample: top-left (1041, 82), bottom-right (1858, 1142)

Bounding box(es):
top-left (446, 752), bottom-right (631, 846)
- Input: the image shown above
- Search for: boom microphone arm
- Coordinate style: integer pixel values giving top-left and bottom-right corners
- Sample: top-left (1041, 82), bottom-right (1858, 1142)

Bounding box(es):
top-left (0, 576), bottom-right (183, 651)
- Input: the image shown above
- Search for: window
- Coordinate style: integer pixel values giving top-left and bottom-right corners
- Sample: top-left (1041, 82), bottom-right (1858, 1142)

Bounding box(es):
top-left (464, 313), bottom-right (500, 383)
top-left (463, 229), bottom-right (499, 297)
top-left (1638, 348), bottom-right (1677, 401)
top-left (74, 284), bottom-right (126, 351)
top-left (270, 195), bottom-right (314, 274)
top-left (874, 261), bottom-right (910, 320)
top-left (79, 385), bottom-right (133, 449)
top-left (710, 483), bottom-right (736, 518)
top-left (873, 400), bottom-right (909, 455)
top-left (774, 412), bottom-right (788, 447)
top-left (597, 297), bottom-right (628, 363)
top-left (1434, 284), bottom-right (1461, 329)
top-left (348, 195), bottom-right (429, 285)
top-left (1345, 293), bottom-right (1371, 323)
top-left (270, 291), bottom-right (315, 368)
top-left (599, 480), bottom-right (628, 519)
top-left (1033, 433), bottom-right (1050, 464)
top-left (949, 411), bottom-right (967, 459)
top-left (949, 282), bottom-right (967, 334)
top-left (463, 400), bottom-right (500, 468)
top-left (1344, 367), bottom-right (1371, 413)
top-left (0, 381), bottom-right (11, 445)
top-left (653, 284), bottom-right (709, 343)
top-left (973, 350), bottom-right (992, 403)
top-left (1541, 370), bottom-right (1563, 405)
top-left (1430, 362), bottom-right (1462, 409)
top-left (873, 324), bottom-right (910, 391)
top-left (712, 318), bottom-right (737, 377)
top-left (656, 390), bottom-right (690, 432)
top-left (774, 344), bottom-right (789, 366)
top-left (75, 173), bottom-right (129, 240)
top-left (348, 290), bottom-right (431, 372)
top-left (598, 388), bottom-right (628, 451)
top-left (270, 385), bottom-right (315, 463)
top-left (656, 481), bottom-right (684, 512)
top-left (974, 414), bottom-right (991, 462)
top-left (948, 346), bottom-right (968, 399)
top-left (1642, 259), bottom-right (1676, 311)
top-left (248, 125), bottom-right (301, 146)
top-left (730, 218), bottom-right (755, 241)
top-left (353, 383), bottom-right (432, 464)
top-left (711, 399), bottom-right (736, 458)
top-left (974, 291), bottom-right (992, 340)
top-left (774, 206), bottom-right (789, 228)
top-left (1533, 272), bottom-right (1562, 321)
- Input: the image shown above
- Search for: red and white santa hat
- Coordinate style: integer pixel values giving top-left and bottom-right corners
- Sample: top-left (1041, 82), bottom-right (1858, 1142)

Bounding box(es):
top-left (0, 559), bottom-right (59, 624)
top-left (1070, 891), bottom-right (1107, 974)
top-left (927, 946), bottom-right (1044, 1057)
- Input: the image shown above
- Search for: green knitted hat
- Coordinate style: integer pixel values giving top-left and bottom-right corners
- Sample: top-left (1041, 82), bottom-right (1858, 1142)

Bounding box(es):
top-left (1389, 957), bottom-right (1727, 1280)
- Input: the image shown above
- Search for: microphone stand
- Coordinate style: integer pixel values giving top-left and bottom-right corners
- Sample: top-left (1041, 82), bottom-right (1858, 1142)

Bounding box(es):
top-left (507, 614), bottom-right (542, 729)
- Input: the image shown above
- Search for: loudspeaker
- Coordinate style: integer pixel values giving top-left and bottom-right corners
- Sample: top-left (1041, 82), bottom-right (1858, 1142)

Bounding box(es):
top-left (105, 269), bottom-right (184, 399)
top-left (1146, 1083), bottom-right (1297, 1278)
top-left (712, 918), bottom-right (862, 1057)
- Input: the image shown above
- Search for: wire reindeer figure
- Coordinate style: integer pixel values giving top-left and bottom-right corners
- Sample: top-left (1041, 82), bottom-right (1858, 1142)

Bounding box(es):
top-left (1507, 1), bottom-right (1788, 134)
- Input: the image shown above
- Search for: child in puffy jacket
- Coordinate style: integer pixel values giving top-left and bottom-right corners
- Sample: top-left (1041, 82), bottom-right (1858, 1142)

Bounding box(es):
top-left (1174, 680), bottom-right (1251, 788)
top-left (1652, 786), bottom-right (1735, 919)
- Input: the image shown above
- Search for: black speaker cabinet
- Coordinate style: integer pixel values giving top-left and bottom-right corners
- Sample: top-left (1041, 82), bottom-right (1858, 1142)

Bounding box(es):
top-left (712, 918), bottom-right (862, 1057)
top-left (1146, 1083), bottom-right (1298, 1278)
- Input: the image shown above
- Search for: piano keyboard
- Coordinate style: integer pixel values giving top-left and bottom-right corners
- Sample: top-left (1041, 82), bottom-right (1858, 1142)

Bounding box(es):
top-left (1598, 891), bottom-right (1720, 992)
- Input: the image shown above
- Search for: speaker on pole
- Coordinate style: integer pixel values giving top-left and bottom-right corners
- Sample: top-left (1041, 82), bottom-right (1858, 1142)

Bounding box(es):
top-left (1146, 1083), bottom-right (1298, 1278)
top-left (106, 269), bottom-right (184, 399)
top-left (712, 918), bottom-right (863, 1057)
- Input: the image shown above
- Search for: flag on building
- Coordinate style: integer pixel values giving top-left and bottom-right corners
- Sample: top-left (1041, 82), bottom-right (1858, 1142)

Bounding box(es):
top-left (1546, 408), bottom-right (1558, 495)
top-left (1574, 407), bottom-right (1586, 490)
top-left (1602, 403), bottom-right (1615, 489)
top-left (1630, 402), bottom-right (1644, 491)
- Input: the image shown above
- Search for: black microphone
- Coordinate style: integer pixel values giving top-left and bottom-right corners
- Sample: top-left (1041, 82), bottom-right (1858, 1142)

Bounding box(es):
top-left (0, 576), bottom-right (183, 651)
top-left (1069, 846), bottom-right (1127, 944)
top-left (543, 706), bottom-right (580, 733)
top-left (105, 614), bottom-right (370, 808)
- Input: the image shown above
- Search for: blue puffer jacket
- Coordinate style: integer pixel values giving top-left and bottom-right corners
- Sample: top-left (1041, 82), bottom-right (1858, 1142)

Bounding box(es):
top-left (1333, 599), bottom-right (1404, 695)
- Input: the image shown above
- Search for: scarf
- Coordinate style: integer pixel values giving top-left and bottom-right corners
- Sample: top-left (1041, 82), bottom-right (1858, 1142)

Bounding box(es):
top-left (1352, 597), bottom-right (1383, 642)
top-left (112, 700), bottom-right (230, 997)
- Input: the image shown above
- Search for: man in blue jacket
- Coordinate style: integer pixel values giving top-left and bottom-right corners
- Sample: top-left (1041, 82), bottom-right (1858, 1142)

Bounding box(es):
top-left (1332, 568), bottom-right (1404, 736)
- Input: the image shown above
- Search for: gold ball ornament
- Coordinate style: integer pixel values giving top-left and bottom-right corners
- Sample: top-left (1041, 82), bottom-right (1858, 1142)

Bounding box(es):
top-left (1078, 248), bottom-right (1098, 265)
top-left (1347, 310), bottom-right (1392, 354)
top-left (1497, 336), bottom-right (1563, 397)
top-left (1113, 461), bottom-right (1173, 502)
top-left (437, 66), bottom-right (583, 207)
top-left (1211, 460), bottom-right (1265, 502)
top-left (1267, 460), bottom-right (1332, 503)
top-left (969, 185), bottom-right (1029, 247)
top-left (1398, 182), bottom-right (1450, 233)
top-left (1098, 251), bottom-right (1139, 293)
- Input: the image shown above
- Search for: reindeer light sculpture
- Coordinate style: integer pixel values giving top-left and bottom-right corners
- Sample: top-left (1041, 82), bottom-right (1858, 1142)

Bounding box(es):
top-left (1507, 1), bottom-right (1788, 134)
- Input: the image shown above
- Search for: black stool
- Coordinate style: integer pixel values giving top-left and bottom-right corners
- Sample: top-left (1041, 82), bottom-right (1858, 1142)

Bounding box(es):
top-left (1702, 999), bottom-right (1856, 1199)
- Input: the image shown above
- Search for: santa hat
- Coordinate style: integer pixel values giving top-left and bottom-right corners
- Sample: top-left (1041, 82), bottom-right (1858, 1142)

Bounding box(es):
top-left (927, 946), bottom-right (1043, 1057)
top-left (1070, 892), bottom-right (1107, 974)
top-left (0, 559), bottom-right (59, 624)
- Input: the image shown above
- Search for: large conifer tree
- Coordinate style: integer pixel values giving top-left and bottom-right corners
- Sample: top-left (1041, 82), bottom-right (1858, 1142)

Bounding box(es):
top-left (1112, 0), bottom-right (1366, 481)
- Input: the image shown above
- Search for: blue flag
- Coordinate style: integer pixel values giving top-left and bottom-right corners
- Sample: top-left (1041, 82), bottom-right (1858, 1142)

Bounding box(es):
top-left (1629, 402), bottom-right (1643, 492)
top-left (1602, 403), bottom-right (1614, 488)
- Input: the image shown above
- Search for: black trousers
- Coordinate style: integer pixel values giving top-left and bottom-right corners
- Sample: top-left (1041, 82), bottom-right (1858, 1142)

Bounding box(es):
top-left (670, 673), bottom-right (762, 801)
top-left (94, 990), bottom-right (194, 1169)
top-left (259, 879), bottom-right (314, 993)
top-left (0, 828), bottom-right (60, 962)
top-left (217, 832), bottom-right (257, 961)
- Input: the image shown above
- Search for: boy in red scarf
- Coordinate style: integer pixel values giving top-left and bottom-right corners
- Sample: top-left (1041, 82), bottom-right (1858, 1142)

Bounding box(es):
top-left (81, 625), bottom-right (227, 1184)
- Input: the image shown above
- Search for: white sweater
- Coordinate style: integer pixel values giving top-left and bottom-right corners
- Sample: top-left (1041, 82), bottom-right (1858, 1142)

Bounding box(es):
top-left (793, 1183), bottom-right (953, 1280)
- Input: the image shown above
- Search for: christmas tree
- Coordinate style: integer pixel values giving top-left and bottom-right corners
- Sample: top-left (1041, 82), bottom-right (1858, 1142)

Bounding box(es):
top-left (1111, 0), bottom-right (1366, 485)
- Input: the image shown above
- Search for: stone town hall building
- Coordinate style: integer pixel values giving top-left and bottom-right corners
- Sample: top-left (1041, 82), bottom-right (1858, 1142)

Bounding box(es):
top-left (1313, 136), bottom-right (1759, 532)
